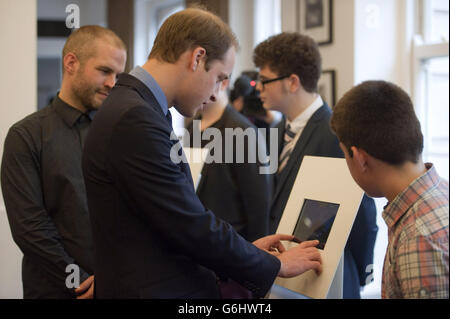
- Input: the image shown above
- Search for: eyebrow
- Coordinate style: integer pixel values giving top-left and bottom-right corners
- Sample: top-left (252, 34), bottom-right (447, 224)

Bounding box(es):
top-left (97, 66), bottom-right (114, 73)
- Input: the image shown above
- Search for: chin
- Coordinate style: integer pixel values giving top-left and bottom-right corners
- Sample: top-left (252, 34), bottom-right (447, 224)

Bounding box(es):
top-left (262, 102), bottom-right (273, 111)
top-left (367, 190), bottom-right (384, 199)
top-left (175, 105), bottom-right (198, 118)
top-left (91, 97), bottom-right (105, 109)
top-left (90, 102), bottom-right (102, 110)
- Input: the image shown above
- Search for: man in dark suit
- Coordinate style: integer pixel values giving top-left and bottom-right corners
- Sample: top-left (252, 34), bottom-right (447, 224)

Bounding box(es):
top-left (253, 32), bottom-right (378, 298)
top-left (82, 8), bottom-right (322, 299)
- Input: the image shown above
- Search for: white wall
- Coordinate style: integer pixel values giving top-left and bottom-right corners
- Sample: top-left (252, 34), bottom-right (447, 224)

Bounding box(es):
top-left (355, 0), bottom-right (399, 85)
top-left (0, 0), bottom-right (37, 299)
top-left (229, 0), bottom-right (256, 83)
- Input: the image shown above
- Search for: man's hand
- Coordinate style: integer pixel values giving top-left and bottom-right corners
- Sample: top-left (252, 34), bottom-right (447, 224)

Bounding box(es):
top-left (277, 240), bottom-right (322, 277)
top-left (75, 275), bottom-right (94, 299)
top-left (253, 234), bottom-right (322, 278)
top-left (253, 234), bottom-right (294, 254)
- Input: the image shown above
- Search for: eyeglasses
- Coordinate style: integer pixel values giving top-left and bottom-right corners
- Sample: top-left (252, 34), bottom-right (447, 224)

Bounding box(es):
top-left (257, 75), bottom-right (290, 89)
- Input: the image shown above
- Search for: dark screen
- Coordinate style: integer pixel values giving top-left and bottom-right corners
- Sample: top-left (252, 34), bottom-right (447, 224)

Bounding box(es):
top-left (292, 199), bottom-right (340, 250)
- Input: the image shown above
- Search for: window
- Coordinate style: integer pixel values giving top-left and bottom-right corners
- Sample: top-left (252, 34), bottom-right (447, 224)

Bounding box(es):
top-left (422, 56), bottom-right (449, 180)
top-left (414, 0), bottom-right (449, 181)
top-left (422, 0), bottom-right (449, 43)
top-left (254, 0), bottom-right (282, 46)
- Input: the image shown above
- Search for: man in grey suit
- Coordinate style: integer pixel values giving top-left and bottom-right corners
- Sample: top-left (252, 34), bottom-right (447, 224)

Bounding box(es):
top-left (253, 32), bottom-right (378, 298)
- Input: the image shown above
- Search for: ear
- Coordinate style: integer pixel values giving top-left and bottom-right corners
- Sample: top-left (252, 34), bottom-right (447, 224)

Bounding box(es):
top-left (190, 47), bottom-right (207, 71)
top-left (63, 52), bottom-right (80, 75)
top-left (287, 74), bottom-right (301, 93)
top-left (351, 146), bottom-right (369, 172)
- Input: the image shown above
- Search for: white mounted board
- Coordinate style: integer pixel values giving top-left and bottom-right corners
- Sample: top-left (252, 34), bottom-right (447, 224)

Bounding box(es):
top-left (183, 147), bottom-right (208, 190)
top-left (273, 156), bottom-right (364, 299)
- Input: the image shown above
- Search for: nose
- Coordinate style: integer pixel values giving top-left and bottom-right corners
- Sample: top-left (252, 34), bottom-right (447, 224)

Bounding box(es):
top-left (104, 74), bottom-right (116, 90)
top-left (255, 81), bottom-right (263, 92)
top-left (209, 82), bottom-right (221, 102)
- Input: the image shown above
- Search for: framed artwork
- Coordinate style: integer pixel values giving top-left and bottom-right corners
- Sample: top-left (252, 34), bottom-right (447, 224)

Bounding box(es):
top-left (318, 69), bottom-right (336, 107)
top-left (297, 0), bottom-right (333, 45)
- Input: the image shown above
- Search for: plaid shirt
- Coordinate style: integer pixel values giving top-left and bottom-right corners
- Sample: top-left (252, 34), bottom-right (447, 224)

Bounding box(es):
top-left (382, 163), bottom-right (449, 299)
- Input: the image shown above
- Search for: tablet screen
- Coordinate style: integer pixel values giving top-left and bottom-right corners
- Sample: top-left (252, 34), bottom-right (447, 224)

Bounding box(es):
top-left (292, 199), bottom-right (340, 250)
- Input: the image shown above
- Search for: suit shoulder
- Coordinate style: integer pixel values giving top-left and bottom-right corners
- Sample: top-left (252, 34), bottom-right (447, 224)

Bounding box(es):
top-left (223, 106), bottom-right (257, 130)
top-left (99, 85), bottom-right (164, 124)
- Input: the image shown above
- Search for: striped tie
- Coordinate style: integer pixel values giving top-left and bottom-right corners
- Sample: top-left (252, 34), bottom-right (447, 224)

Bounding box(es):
top-left (278, 124), bottom-right (296, 173)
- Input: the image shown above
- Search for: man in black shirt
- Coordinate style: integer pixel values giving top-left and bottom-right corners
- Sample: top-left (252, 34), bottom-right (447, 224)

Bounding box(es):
top-left (1, 26), bottom-right (126, 299)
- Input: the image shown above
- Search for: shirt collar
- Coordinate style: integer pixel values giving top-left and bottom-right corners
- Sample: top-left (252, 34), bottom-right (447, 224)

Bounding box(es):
top-left (53, 93), bottom-right (96, 127)
top-left (129, 66), bottom-right (169, 116)
top-left (286, 95), bottom-right (323, 133)
top-left (382, 163), bottom-right (441, 229)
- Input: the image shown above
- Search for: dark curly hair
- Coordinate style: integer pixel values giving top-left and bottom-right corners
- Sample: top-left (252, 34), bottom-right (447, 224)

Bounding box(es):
top-left (330, 81), bottom-right (424, 165)
top-left (253, 32), bottom-right (321, 93)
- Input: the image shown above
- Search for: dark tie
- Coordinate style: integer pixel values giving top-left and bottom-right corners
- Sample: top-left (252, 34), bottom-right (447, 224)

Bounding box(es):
top-left (77, 113), bottom-right (91, 149)
top-left (166, 110), bottom-right (173, 128)
top-left (278, 124), bottom-right (296, 173)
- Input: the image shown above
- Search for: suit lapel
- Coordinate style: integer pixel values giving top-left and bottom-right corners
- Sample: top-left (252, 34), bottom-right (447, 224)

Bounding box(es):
top-left (272, 104), bottom-right (330, 205)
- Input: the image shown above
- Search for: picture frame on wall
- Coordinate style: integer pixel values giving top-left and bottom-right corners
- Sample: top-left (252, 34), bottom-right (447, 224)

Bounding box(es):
top-left (318, 70), bottom-right (336, 107)
top-left (297, 0), bottom-right (333, 45)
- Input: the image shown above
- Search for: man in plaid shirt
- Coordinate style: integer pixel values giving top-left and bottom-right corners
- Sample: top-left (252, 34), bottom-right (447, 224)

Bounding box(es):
top-left (330, 80), bottom-right (448, 299)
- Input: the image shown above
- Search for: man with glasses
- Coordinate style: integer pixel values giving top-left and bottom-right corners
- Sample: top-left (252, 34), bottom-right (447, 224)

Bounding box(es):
top-left (253, 32), bottom-right (378, 299)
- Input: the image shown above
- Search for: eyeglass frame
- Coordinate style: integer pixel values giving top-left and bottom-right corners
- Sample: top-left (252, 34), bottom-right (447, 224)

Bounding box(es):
top-left (257, 75), bottom-right (290, 89)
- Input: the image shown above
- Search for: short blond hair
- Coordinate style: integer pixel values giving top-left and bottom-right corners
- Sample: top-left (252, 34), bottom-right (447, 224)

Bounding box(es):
top-left (62, 25), bottom-right (126, 67)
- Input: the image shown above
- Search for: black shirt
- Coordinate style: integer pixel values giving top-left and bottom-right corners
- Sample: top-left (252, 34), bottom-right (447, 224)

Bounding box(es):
top-left (1, 95), bottom-right (94, 298)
